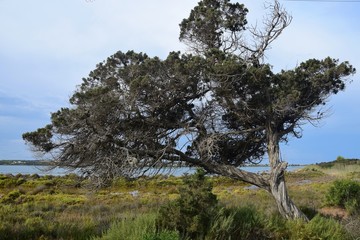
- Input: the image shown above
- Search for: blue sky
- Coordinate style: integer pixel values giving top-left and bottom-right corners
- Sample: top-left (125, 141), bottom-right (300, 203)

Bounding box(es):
top-left (0, 0), bottom-right (359, 164)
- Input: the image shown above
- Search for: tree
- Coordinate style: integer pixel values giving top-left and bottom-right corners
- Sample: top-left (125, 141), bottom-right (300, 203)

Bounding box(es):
top-left (157, 169), bottom-right (218, 239)
top-left (23, 0), bottom-right (355, 220)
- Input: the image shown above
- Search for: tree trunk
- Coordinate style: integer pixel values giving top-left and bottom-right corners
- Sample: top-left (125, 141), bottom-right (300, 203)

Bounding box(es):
top-left (267, 127), bottom-right (308, 221)
top-left (198, 126), bottom-right (308, 220)
top-left (269, 161), bottom-right (308, 220)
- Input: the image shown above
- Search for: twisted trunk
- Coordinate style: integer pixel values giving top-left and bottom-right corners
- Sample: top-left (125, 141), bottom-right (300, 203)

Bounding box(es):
top-left (191, 126), bottom-right (308, 220)
top-left (267, 127), bottom-right (308, 221)
top-left (269, 161), bottom-right (308, 219)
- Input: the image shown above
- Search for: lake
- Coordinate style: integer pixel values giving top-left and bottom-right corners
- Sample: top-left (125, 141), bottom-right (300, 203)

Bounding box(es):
top-left (0, 165), bottom-right (304, 176)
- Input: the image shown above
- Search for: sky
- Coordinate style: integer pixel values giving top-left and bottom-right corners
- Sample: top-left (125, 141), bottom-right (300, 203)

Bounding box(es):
top-left (0, 0), bottom-right (359, 164)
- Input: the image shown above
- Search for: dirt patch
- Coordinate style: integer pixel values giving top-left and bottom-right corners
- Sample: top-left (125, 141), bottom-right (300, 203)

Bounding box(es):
top-left (318, 206), bottom-right (348, 219)
top-left (295, 179), bottom-right (312, 185)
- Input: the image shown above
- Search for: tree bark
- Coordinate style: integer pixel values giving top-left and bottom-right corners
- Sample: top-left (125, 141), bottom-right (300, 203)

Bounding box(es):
top-left (269, 161), bottom-right (308, 220)
top-left (267, 127), bottom-right (308, 221)
top-left (203, 163), bottom-right (270, 190)
top-left (189, 126), bottom-right (309, 220)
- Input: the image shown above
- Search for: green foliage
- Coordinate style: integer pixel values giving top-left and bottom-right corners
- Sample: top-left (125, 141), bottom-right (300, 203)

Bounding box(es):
top-left (0, 204), bottom-right (99, 240)
top-left (156, 169), bottom-right (218, 239)
top-left (22, 124), bottom-right (54, 152)
top-left (326, 179), bottom-right (360, 214)
top-left (1, 189), bottom-right (24, 204)
top-left (143, 231), bottom-right (179, 240)
top-left (287, 215), bottom-right (350, 240)
top-left (265, 213), bottom-right (350, 240)
top-left (316, 158), bottom-right (359, 168)
top-left (0, 176), bottom-right (18, 188)
top-left (179, 0), bottom-right (248, 51)
top-left (336, 155), bottom-right (346, 161)
top-left (207, 206), bottom-right (267, 240)
top-left (94, 213), bottom-right (157, 240)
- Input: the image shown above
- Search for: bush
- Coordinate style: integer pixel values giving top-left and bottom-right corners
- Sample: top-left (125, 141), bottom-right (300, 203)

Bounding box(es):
top-left (95, 213), bottom-right (157, 240)
top-left (326, 179), bottom-right (360, 214)
top-left (343, 215), bottom-right (360, 240)
top-left (288, 215), bottom-right (351, 240)
top-left (143, 230), bottom-right (179, 240)
top-left (265, 213), bottom-right (351, 240)
top-left (207, 206), bottom-right (268, 240)
top-left (156, 169), bottom-right (218, 239)
top-left (1, 189), bottom-right (24, 204)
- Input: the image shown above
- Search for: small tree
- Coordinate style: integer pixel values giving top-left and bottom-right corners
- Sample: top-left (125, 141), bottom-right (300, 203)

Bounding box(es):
top-left (157, 169), bottom-right (218, 239)
top-left (23, 0), bottom-right (355, 220)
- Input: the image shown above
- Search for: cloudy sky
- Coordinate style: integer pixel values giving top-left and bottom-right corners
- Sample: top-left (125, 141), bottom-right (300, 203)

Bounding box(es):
top-left (0, 0), bottom-right (359, 164)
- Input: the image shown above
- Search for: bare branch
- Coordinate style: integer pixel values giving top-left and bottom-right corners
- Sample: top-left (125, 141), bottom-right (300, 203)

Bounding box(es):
top-left (240, 0), bottom-right (292, 62)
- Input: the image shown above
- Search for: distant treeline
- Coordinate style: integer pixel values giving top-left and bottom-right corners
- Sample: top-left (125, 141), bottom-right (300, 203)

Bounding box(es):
top-left (0, 160), bottom-right (52, 166)
top-left (316, 157), bottom-right (359, 168)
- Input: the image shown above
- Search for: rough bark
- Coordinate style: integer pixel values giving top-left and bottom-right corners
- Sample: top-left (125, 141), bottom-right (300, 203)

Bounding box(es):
top-left (203, 163), bottom-right (270, 191)
top-left (269, 161), bottom-right (308, 220)
top-left (267, 127), bottom-right (308, 221)
top-left (194, 126), bottom-right (308, 221)
top-left (202, 160), bottom-right (308, 220)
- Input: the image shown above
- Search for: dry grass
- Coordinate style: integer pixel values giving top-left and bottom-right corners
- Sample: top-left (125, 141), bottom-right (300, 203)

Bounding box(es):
top-left (0, 161), bottom-right (359, 239)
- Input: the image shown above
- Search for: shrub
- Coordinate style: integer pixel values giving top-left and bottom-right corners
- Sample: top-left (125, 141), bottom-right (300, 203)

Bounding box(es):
top-left (288, 215), bottom-right (351, 240)
top-left (343, 214), bottom-right (360, 240)
top-left (55, 217), bottom-right (97, 240)
top-left (143, 230), bottom-right (179, 240)
top-left (1, 189), bottom-right (24, 204)
top-left (95, 213), bottom-right (157, 240)
top-left (0, 177), bottom-right (18, 188)
top-left (156, 169), bottom-right (218, 239)
top-left (16, 177), bottom-right (26, 186)
top-left (207, 206), bottom-right (268, 240)
top-left (326, 179), bottom-right (360, 214)
top-left (265, 213), bottom-right (351, 240)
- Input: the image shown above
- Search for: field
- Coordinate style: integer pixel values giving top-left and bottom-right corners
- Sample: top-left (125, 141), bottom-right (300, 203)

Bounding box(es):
top-left (0, 159), bottom-right (359, 239)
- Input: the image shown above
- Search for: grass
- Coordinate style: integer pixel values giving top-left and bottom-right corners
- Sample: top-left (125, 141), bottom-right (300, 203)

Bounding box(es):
top-left (309, 157), bottom-right (360, 176)
top-left (0, 159), bottom-right (359, 239)
top-left (92, 212), bottom-right (158, 240)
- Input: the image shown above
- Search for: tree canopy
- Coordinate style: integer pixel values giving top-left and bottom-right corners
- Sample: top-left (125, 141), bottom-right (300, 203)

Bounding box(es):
top-left (23, 0), bottom-right (355, 219)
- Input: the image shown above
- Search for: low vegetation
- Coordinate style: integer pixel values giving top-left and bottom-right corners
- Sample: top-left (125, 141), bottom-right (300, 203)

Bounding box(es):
top-left (0, 158), bottom-right (359, 239)
top-left (326, 179), bottom-right (360, 215)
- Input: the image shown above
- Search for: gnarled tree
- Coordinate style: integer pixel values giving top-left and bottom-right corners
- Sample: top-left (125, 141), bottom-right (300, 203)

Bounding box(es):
top-left (23, 0), bottom-right (355, 220)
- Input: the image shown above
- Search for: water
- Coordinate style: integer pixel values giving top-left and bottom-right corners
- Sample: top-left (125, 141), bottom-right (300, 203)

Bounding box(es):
top-left (0, 165), bottom-right (304, 176)
top-left (0, 165), bottom-right (75, 176)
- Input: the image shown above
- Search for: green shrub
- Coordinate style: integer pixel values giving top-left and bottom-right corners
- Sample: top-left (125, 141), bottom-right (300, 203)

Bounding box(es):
top-left (326, 179), bottom-right (360, 214)
top-left (264, 213), bottom-right (289, 239)
top-left (55, 218), bottom-right (97, 240)
top-left (0, 177), bottom-right (18, 188)
top-left (207, 206), bottom-right (268, 240)
top-left (264, 212), bottom-right (352, 240)
top-left (95, 213), bottom-right (157, 240)
top-left (1, 189), bottom-right (24, 204)
top-left (288, 215), bottom-right (351, 240)
top-left (156, 169), bottom-right (218, 239)
top-left (16, 177), bottom-right (26, 186)
top-left (143, 230), bottom-right (179, 240)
